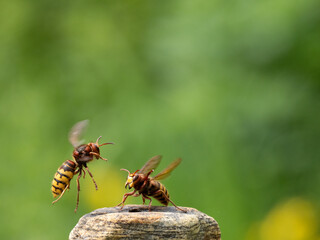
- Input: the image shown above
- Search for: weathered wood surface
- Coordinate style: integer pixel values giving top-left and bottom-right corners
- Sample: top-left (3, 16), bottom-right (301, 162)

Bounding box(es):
top-left (69, 205), bottom-right (221, 240)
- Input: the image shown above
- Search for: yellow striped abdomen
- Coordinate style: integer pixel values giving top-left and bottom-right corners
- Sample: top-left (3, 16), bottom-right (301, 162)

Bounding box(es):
top-left (51, 160), bottom-right (76, 198)
top-left (148, 180), bottom-right (170, 206)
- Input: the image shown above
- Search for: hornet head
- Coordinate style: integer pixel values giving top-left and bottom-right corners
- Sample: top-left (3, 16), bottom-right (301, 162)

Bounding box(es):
top-left (121, 169), bottom-right (139, 189)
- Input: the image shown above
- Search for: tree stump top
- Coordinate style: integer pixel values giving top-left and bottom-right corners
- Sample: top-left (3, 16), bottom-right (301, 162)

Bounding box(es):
top-left (69, 205), bottom-right (221, 240)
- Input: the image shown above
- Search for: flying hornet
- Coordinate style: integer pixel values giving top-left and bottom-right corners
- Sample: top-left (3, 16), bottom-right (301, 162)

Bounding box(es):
top-left (117, 155), bottom-right (186, 212)
top-left (51, 120), bottom-right (113, 212)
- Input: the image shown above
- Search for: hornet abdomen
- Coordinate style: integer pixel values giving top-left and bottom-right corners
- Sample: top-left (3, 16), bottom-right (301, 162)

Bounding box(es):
top-left (51, 160), bottom-right (76, 197)
top-left (146, 180), bottom-right (170, 206)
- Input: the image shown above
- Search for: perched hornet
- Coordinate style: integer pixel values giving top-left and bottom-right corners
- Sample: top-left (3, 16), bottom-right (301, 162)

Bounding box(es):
top-left (51, 120), bottom-right (113, 212)
top-left (117, 155), bottom-right (186, 212)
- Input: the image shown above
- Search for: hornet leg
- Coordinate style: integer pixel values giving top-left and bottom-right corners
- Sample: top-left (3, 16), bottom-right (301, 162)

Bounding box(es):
top-left (117, 190), bottom-right (139, 209)
top-left (156, 190), bottom-right (187, 212)
top-left (141, 194), bottom-right (152, 211)
top-left (90, 151), bottom-right (108, 161)
top-left (84, 164), bottom-right (98, 190)
top-left (52, 183), bottom-right (70, 205)
top-left (74, 168), bottom-right (82, 213)
top-left (140, 170), bottom-right (154, 190)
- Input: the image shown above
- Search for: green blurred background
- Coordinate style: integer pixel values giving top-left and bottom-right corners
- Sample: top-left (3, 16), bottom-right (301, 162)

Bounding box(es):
top-left (1, 0), bottom-right (320, 239)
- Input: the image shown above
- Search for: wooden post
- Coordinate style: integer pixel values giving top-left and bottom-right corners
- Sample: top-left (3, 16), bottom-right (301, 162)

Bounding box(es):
top-left (69, 205), bottom-right (221, 239)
